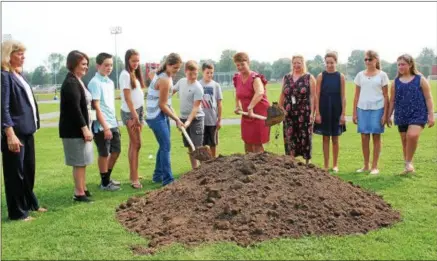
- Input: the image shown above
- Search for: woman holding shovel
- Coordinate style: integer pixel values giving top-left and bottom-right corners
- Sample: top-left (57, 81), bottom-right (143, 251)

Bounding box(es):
top-left (233, 52), bottom-right (270, 153)
top-left (145, 53), bottom-right (183, 186)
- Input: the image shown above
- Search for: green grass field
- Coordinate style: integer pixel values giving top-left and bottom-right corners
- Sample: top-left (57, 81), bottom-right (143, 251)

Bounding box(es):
top-left (2, 123), bottom-right (436, 260)
top-left (36, 81), bottom-right (437, 118)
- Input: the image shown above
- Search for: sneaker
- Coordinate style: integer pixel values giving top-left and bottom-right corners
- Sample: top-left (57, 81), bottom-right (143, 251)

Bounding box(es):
top-left (73, 195), bottom-right (93, 203)
top-left (356, 168), bottom-right (370, 173)
top-left (100, 183), bottom-right (121, 191)
top-left (110, 180), bottom-right (121, 186)
top-left (84, 190), bottom-right (92, 197)
top-left (370, 169), bottom-right (380, 175)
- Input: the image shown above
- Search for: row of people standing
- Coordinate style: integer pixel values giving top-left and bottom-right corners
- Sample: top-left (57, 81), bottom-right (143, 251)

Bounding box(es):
top-left (58, 50), bottom-right (146, 202)
top-left (235, 50), bottom-right (434, 176)
top-left (1, 38), bottom-right (435, 219)
top-left (59, 51), bottom-right (225, 202)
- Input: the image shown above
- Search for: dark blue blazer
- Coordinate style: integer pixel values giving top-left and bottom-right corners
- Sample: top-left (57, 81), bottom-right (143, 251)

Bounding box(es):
top-left (1, 70), bottom-right (40, 136)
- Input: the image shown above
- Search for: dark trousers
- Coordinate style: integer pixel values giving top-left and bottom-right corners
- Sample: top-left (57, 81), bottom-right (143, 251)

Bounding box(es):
top-left (1, 134), bottom-right (39, 220)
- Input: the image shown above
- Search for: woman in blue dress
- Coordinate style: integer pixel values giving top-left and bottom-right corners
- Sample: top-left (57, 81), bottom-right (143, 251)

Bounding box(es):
top-left (387, 54), bottom-right (435, 174)
top-left (314, 52), bottom-right (346, 172)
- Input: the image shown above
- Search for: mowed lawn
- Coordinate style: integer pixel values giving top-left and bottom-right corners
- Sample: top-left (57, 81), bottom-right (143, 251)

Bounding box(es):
top-left (36, 80), bottom-right (437, 117)
top-left (1, 123), bottom-right (436, 260)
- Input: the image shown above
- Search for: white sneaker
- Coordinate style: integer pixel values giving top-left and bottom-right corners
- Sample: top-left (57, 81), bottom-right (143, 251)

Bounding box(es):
top-left (356, 168), bottom-right (369, 173)
top-left (370, 169), bottom-right (380, 175)
top-left (332, 167), bottom-right (339, 173)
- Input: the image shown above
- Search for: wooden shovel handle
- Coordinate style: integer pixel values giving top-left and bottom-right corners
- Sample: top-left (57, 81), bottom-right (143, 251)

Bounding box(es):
top-left (236, 110), bottom-right (267, 120)
top-left (180, 126), bottom-right (196, 151)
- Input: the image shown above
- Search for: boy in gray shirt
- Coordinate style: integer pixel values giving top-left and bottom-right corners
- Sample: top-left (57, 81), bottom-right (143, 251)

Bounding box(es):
top-left (173, 60), bottom-right (204, 169)
top-left (199, 62), bottom-right (223, 158)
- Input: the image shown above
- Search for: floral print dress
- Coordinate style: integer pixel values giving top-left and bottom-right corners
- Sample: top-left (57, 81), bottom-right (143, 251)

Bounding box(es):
top-left (282, 73), bottom-right (312, 159)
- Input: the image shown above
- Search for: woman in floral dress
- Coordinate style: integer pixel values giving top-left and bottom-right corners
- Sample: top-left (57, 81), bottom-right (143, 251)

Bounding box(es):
top-left (279, 55), bottom-right (316, 164)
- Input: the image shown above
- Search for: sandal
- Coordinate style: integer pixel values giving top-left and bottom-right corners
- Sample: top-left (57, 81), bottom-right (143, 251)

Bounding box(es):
top-left (37, 207), bottom-right (48, 212)
top-left (131, 182), bottom-right (143, 189)
top-left (22, 216), bottom-right (35, 222)
top-left (400, 167), bottom-right (415, 175)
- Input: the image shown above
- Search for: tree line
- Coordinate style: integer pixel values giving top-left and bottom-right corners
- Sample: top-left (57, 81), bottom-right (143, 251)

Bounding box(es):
top-left (25, 47), bottom-right (437, 87)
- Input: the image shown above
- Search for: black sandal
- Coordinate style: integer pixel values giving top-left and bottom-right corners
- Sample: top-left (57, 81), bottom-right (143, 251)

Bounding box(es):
top-left (131, 182), bottom-right (143, 189)
top-left (73, 195), bottom-right (92, 203)
top-left (85, 190), bottom-right (92, 197)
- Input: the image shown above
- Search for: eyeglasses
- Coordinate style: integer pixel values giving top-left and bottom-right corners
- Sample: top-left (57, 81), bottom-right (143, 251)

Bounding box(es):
top-left (364, 58), bottom-right (373, 62)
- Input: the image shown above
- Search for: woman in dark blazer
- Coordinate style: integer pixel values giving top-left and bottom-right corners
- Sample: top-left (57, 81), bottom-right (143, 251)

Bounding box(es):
top-left (59, 50), bottom-right (94, 202)
top-left (1, 40), bottom-right (47, 221)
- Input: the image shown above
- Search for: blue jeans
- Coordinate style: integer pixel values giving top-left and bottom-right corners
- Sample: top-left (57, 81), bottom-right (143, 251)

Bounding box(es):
top-left (146, 112), bottom-right (174, 186)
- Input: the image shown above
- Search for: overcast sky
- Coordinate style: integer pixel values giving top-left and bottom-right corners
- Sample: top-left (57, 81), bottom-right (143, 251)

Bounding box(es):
top-left (2, 1), bottom-right (437, 71)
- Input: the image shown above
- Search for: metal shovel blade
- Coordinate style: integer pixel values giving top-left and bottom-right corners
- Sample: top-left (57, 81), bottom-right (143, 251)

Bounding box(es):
top-left (190, 146), bottom-right (213, 161)
top-left (180, 126), bottom-right (213, 161)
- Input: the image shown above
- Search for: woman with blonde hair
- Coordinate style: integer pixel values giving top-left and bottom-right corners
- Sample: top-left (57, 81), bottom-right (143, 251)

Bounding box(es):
top-left (1, 40), bottom-right (47, 220)
top-left (352, 50), bottom-right (390, 175)
top-left (314, 51), bottom-right (346, 172)
top-left (387, 54), bottom-right (435, 174)
top-left (279, 55), bottom-right (316, 164)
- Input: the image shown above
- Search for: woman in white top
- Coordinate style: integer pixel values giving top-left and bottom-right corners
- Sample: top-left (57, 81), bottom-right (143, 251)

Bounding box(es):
top-left (119, 49), bottom-right (146, 189)
top-left (353, 50), bottom-right (390, 175)
top-left (145, 53), bottom-right (183, 186)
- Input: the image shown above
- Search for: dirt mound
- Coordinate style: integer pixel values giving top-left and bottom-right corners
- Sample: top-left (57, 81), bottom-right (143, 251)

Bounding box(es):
top-left (116, 152), bottom-right (401, 254)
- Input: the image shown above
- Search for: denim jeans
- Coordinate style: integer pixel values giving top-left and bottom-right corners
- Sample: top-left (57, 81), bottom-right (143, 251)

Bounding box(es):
top-left (146, 112), bottom-right (174, 186)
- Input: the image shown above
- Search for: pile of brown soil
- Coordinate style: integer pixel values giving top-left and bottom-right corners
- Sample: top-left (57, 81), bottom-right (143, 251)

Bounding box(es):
top-left (116, 152), bottom-right (401, 254)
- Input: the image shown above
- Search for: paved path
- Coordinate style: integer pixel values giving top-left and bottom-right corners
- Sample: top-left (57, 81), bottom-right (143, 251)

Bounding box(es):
top-left (40, 112), bottom-right (60, 120)
top-left (40, 114), bottom-right (437, 128)
top-left (38, 100), bottom-right (60, 104)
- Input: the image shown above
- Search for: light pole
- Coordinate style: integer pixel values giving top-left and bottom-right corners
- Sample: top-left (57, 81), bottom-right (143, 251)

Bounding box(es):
top-left (110, 26), bottom-right (122, 89)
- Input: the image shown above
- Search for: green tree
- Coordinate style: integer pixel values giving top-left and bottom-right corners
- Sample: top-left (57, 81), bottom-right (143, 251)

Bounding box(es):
top-left (307, 55), bottom-right (324, 76)
top-left (31, 66), bottom-right (50, 86)
top-left (45, 53), bottom-right (65, 85)
top-left (416, 47), bottom-right (436, 77)
top-left (271, 58), bottom-right (291, 80)
top-left (82, 57), bottom-right (97, 85)
top-left (57, 66), bottom-right (69, 84)
top-left (217, 49), bottom-right (237, 72)
top-left (22, 70), bottom-right (33, 83)
top-left (381, 60), bottom-right (397, 79)
top-left (108, 56), bottom-right (125, 88)
top-left (347, 50), bottom-right (366, 77)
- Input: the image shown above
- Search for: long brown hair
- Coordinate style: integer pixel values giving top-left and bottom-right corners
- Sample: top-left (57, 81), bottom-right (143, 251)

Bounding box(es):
top-left (156, 53), bottom-right (182, 75)
top-left (124, 49), bottom-right (145, 89)
top-left (365, 50), bottom-right (381, 70)
top-left (396, 54), bottom-right (420, 78)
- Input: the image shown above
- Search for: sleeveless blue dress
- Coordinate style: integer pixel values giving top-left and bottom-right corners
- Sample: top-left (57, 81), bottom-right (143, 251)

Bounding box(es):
top-left (394, 75), bottom-right (428, 126)
top-left (314, 71), bottom-right (346, 136)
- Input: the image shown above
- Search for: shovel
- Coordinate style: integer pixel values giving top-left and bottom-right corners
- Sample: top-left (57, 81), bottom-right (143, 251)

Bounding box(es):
top-left (236, 102), bottom-right (285, 127)
top-left (180, 126), bottom-right (213, 161)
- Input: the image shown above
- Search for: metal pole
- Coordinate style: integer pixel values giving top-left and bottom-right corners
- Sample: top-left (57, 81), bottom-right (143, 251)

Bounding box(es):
top-left (110, 26), bottom-right (122, 90)
top-left (114, 33), bottom-right (118, 89)
top-left (54, 64), bottom-right (57, 86)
